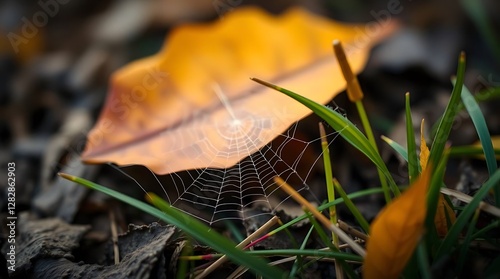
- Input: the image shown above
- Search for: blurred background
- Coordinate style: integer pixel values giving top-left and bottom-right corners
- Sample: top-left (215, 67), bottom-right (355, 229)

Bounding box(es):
top-left (1, 0), bottom-right (499, 277)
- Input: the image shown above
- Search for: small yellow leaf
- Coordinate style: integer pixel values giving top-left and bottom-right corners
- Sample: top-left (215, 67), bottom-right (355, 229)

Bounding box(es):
top-left (420, 119), bottom-right (429, 171)
top-left (364, 167), bottom-right (432, 279)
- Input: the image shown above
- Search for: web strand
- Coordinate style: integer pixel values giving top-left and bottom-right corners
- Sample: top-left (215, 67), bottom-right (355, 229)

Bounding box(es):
top-left (107, 104), bottom-right (345, 226)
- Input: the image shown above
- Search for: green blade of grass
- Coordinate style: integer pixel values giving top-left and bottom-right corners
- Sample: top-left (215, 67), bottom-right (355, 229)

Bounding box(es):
top-left (423, 52), bottom-right (466, 257)
top-left (429, 52), bottom-right (466, 166)
top-left (251, 77), bottom-right (399, 200)
top-left (435, 168), bottom-right (500, 259)
top-left (289, 225), bottom-right (315, 278)
top-left (319, 123), bottom-right (339, 236)
top-left (177, 240), bottom-right (192, 279)
top-left (449, 146), bottom-right (500, 157)
top-left (456, 208), bottom-right (480, 274)
top-left (354, 99), bottom-right (390, 203)
top-left (319, 122), bottom-right (345, 279)
top-left (456, 86), bottom-right (500, 112)
top-left (332, 179), bottom-right (370, 233)
top-left (381, 135), bottom-right (409, 161)
top-left (405, 93), bottom-right (420, 183)
top-left (59, 173), bottom-right (285, 279)
top-left (416, 242), bottom-right (432, 279)
top-left (424, 150), bottom-right (450, 252)
top-left (458, 80), bottom-right (499, 205)
top-left (458, 81), bottom-right (497, 176)
top-left (471, 220), bottom-right (500, 239)
top-left (430, 86), bottom-right (500, 139)
top-left (224, 220), bottom-right (245, 243)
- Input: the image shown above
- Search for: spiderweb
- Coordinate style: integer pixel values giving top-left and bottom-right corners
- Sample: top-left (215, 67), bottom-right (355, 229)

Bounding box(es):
top-left (108, 100), bottom-right (346, 226)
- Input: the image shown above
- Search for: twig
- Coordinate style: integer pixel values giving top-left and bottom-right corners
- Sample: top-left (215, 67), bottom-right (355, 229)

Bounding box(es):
top-left (441, 187), bottom-right (500, 217)
top-left (196, 216), bottom-right (279, 279)
top-left (227, 265), bottom-right (247, 279)
top-left (338, 220), bottom-right (369, 241)
top-left (109, 210), bottom-right (120, 265)
top-left (273, 176), bottom-right (366, 257)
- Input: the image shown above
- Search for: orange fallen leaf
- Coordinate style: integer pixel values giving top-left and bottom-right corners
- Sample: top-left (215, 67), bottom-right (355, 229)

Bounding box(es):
top-left (364, 166), bottom-right (432, 279)
top-left (82, 7), bottom-right (397, 174)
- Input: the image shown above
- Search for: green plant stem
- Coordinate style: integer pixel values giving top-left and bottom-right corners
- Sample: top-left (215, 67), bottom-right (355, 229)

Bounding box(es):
top-left (289, 225), bottom-right (314, 278)
top-left (224, 220), bottom-right (245, 243)
top-left (425, 151), bottom-right (449, 253)
top-left (333, 179), bottom-right (370, 233)
top-left (456, 208), bottom-right (480, 274)
top-left (416, 243), bottom-right (431, 279)
top-left (405, 93), bottom-right (420, 183)
top-left (355, 100), bottom-right (391, 202)
top-left (319, 123), bottom-right (339, 240)
top-left (429, 52), bottom-right (466, 167)
top-left (319, 123), bottom-right (344, 279)
top-left (177, 241), bottom-right (192, 279)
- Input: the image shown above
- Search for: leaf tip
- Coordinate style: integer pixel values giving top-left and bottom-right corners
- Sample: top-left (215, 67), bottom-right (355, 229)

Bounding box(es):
top-left (460, 51), bottom-right (466, 62)
top-left (380, 135), bottom-right (393, 144)
top-left (58, 172), bottom-right (75, 181)
top-left (145, 192), bottom-right (157, 204)
top-left (318, 122), bottom-right (326, 137)
top-left (251, 78), bottom-right (285, 93)
top-left (250, 77), bottom-right (268, 87)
